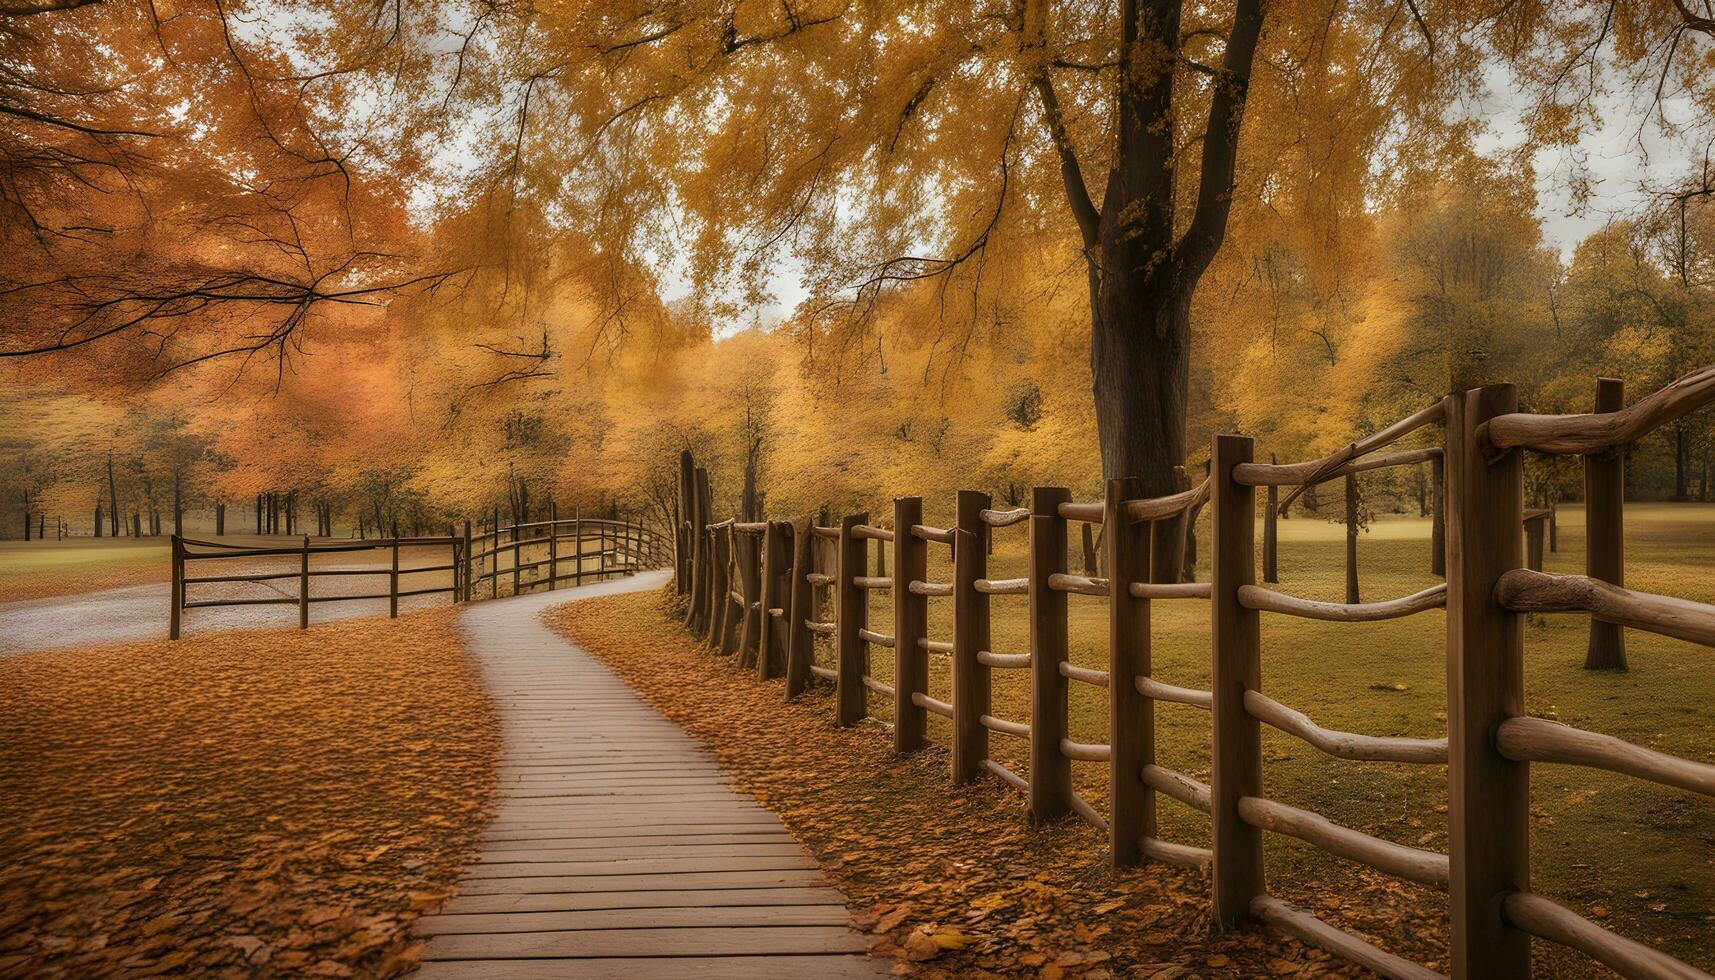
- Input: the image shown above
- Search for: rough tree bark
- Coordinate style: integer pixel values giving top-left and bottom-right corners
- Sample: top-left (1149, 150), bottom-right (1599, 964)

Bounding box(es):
top-left (1037, 0), bottom-right (1265, 524)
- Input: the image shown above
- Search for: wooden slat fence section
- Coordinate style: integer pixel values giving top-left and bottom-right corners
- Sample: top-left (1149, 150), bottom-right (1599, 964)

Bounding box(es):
top-left (170, 517), bottom-right (666, 637)
top-left (670, 361), bottom-right (1715, 980)
top-left (414, 574), bottom-right (883, 979)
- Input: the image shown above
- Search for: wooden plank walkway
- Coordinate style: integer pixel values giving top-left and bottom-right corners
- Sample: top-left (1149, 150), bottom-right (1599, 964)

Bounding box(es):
top-left (416, 570), bottom-right (885, 979)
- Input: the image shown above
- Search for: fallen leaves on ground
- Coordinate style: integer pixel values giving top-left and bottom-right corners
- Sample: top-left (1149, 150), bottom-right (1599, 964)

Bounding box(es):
top-left (0, 608), bottom-right (500, 978)
top-left (547, 590), bottom-right (1458, 979)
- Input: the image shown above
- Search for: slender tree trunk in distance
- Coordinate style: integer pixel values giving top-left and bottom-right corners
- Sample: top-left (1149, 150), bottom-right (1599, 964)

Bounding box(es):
top-left (23, 492), bottom-right (31, 541)
top-left (172, 465), bottom-right (182, 534)
top-left (1675, 425), bottom-right (1689, 500)
top-left (106, 453), bottom-right (119, 537)
top-left (95, 505), bottom-right (102, 537)
top-left (1344, 473), bottom-right (1360, 604)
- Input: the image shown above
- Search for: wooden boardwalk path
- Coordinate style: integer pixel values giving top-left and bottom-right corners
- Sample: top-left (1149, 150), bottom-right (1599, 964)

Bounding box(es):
top-left (416, 570), bottom-right (885, 978)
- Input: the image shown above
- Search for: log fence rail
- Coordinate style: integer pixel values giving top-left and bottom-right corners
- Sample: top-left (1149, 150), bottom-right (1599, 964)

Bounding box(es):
top-left (671, 364), bottom-right (1715, 980)
top-left (170, 514), bottom-right (664, 638)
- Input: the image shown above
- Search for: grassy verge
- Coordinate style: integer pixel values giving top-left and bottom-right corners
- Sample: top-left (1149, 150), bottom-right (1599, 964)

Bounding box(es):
top-left (0, 539), bottom-right (169, 603)
top-left (0, 607), bottom-right (500, 977)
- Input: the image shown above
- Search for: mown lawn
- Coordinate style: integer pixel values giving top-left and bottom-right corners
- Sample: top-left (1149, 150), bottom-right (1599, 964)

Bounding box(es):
top-left (0, 539), bottom-right (169, 603)
top-left (837, 501), bottom-right (1715, 973)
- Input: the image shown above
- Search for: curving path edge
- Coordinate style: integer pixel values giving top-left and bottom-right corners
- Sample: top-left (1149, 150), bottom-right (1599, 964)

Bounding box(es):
top-left (415, 570), bottom-right (885, 979)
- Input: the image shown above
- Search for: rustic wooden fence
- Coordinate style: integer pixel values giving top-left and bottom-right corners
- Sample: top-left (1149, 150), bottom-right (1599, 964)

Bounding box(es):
top-left (672, 366), bottom-right (1715, 980)
top-left (170, 510), bottom-right (665, 638)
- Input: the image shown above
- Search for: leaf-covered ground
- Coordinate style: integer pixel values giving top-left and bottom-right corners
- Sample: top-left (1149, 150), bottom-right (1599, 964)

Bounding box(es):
top-left (547, 590), bottom-right (1446, 979)
top-left (0, 607), bottom-right (500, 978)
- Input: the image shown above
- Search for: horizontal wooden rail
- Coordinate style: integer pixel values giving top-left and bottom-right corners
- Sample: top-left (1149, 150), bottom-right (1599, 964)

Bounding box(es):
top-left (983, 759), bottom-right (1029, 794)
top-left (1141, 836), bottom-right (1212, 869)
top-left (1273, 400), bottom-right (1447, 511)
top-left (1238, 796), bottom-right (1450, 887)
top-left (975, 577), bottom-right (1027, 595)
top-left (1057, 501), bottom-right (1105, 523)
top-left (805, 620), bottom-right (836, 636)
top-left (1070, 791), bottom-right (1108, 831)
top-left (1245, 691), bottom-right (1448, 763)
top-left (854, 575), bottom-right (891, 590)
top-left (809, 664), bottom-right (837, 681)
top-left (980, 714), bottom-right (1030, 738)
top-left (1234, 446), bottom-right (1442, 487)
top-left (1129, 581), bottom-right (1213, 600)
top-left (1059, 662), bottom-right (1110, 687)
top-left (1239, 583), bottom-right (1447, 621)
top-left (909, 580), bottom-right (953, 596)
top-left (863, 675), bottom-right (896, 698)
top-left (1483, 363), bottom-right (1715, 456)
top-left (1496, 569), bottom-right (1715, 647)
top-left (858, 627), bottom-right (895, 648)
top-left (920, 637), bottom-right (952, 653)
top-left (852, 524), bottom-right (894, 541)
top-left (911, 692), bottom-right (954, 718)
top-left (1252, 896), bottom-right (1446, 980)
top-left (1496, 716), bottom-right (1715, 798)
top-left (184, 597), bottom-right (297, 609)
top-left (1122, 479), bottom-right (1210, 523)
top-left (182, 570), bottom-right (299, 584)
top-left (1049, 572), bottom-right (1109, 596)
top-left (806, 572), bottom-right (835, 586)
top-left (979, 650), bottom-right (1031, 668)
top-left (1141, 764), bottom-right (1211, 813)
top-left (910, 524), bottom-right (955, 543)
top-left (1502, 891), bottom-right (1712, 980)
top-left (1137, 676), bottom-right (1213, 709)
top-left (980, 507), bottom-right (1029, 527)
top-left (1060, 738), bottom-right (1111, 762)
top-left (811, 525), bottom-right (839, 540)
top-left (732, 521), bottom-right (767, 534)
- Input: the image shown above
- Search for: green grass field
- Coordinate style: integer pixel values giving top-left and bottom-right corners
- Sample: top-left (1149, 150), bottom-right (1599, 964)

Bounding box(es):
top-left (0, 538), bottom-right (170, 602)
top-left (842, 501), bottom-right (1715, 971)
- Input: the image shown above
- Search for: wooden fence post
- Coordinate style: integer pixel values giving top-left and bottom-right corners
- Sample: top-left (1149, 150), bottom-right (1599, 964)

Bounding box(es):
top-left (1345, 472), bottom-right (1360, 604)
top-left (952, 490), bottom-right (991, 784)
top-left (1106, 477), bottom-right (1151, 867)
top-left (759, 521), bottom-right (788, 680)
top-left (1446, 384), bottom-right (1530, 977)
top-left (786, 519), bottom-right (816, 697)
top-left (894, 496), bottom-right (929, 753)
top-left (462, 521), bottom-right (473, 602)
top-left (678, 449), bottom-right (696, 592)
top-left (1585, 377), bottom-right (1627, 670)
top-left (836, 513), bottom-right (868, 727)
top-left (390, 535), bottom-right (400, 618)
top-left (450, 526), bottom-right (460, 602)
top-left (1028, 486), bottom-right (1072, 824)
top-left (734, 530), bottom-right (760, 667)
top-left (687, 468), bottom-right (712, 629)
top-left (170, 536), bottom-right (184, 640)
top-left (543, 502), bottom-right (555, 590)
top-left (701, 525), bottom-right (719, 641)
top-left (1525, 513), bottom-right (1545, 572)
top-left (1210, 432), bottom-right (1262, 927)
top-left (1431, 451), bottom-right (1447, 577)
top-left (508, 519), bottom-right (521, 595)
top-left (300, 535), bottom-right (311, 629)
top-left (707, 526), bottom-right (726, 649)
